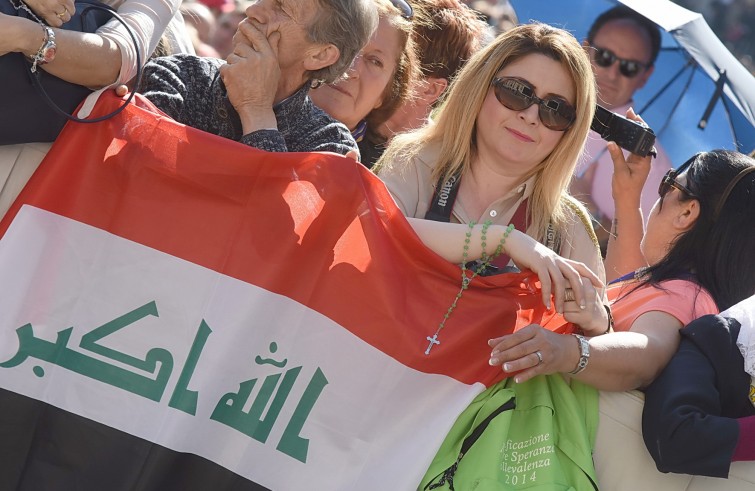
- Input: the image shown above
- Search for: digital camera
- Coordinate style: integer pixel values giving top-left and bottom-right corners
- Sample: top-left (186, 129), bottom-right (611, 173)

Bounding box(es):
top-left (591, 105), bottom-right (657, 157)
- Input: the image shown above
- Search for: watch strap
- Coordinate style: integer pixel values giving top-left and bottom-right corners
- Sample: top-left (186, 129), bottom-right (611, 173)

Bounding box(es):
top-left (569, 333), bottom-right (590, 375)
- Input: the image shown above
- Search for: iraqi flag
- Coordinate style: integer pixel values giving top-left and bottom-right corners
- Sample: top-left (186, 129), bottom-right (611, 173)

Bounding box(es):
top-left (0, 93), bottom-right (571, 490)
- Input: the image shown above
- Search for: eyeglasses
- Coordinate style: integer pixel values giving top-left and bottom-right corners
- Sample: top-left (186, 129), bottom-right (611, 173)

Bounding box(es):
top-left (658, 157), bottom-right (698, 200)
top-left (491, 77), bottom-right (576, 132)
top-left (590, 46), bottom-right (648, 78)
top-left (388, 0), bottom-right (413, 19)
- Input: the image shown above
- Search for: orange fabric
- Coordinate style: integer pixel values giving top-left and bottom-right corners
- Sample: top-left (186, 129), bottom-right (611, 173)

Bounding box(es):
top-left (608, 279), bottom-right (718, 332)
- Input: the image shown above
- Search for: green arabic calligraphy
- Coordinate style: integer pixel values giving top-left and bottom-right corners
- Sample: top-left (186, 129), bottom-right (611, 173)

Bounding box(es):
top-left (0, 301), bottom-right (172, 401)
top-left (169, 320), bottom-right (212, 415)
top-left (211, 343), bottom-right (329, 463)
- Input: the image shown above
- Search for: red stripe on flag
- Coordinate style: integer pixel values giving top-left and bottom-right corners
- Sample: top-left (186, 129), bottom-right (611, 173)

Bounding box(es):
top-left (0, 93), bottom-right (571, 387)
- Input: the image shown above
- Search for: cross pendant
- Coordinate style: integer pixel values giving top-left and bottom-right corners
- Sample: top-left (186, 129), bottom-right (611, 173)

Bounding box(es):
top-left (425, 334), bottom-right (440, 355)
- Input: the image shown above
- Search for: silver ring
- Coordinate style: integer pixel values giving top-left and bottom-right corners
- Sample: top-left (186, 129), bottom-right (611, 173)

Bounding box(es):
top-left (535, 350), bottom-right (543, 365)
top-left (564, 288), bottom-right (575, 303)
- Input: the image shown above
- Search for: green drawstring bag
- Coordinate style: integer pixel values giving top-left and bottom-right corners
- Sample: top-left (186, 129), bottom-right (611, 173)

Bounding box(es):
top-left (420, 375), bottom-right (599, 491)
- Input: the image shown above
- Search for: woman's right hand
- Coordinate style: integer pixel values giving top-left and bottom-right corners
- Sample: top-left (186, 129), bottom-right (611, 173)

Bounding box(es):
top-left (22, 0), bottom-right (75, 27)
top-left (503, 229), bottom-right (604, 313)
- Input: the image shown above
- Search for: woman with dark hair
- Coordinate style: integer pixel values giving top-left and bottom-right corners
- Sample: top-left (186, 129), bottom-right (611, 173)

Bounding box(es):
top-left (486, 149), bottom-right (755, 391)
top-left (642, 293), bottom-right (755, 479)
top-left (637, 152), bottom-right (755, 479)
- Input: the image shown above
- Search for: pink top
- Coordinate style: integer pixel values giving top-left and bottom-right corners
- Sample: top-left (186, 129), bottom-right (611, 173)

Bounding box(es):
top-left (608, 279), bottom-right (719, 332)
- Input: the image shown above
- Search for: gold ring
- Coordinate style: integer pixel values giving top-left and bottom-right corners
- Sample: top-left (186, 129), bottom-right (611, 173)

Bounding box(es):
top-left (57, 10), bottom-right (66, 17)
top-left (534, 350), bottom-right (543, 365)
top-left (564, 288), bottom-right (575, 303)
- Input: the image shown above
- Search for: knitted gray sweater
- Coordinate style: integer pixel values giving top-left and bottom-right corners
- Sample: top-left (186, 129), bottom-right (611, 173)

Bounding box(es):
top-left (138, 54), bottom-right (357, 155)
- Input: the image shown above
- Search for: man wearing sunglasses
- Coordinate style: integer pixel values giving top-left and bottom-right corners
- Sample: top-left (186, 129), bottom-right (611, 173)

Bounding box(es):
top-left (570, 6), bottom-right (672, 254)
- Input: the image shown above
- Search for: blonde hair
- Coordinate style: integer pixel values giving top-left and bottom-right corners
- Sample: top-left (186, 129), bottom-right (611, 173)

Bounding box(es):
top-left (376, 23), bottom-right (596, 242)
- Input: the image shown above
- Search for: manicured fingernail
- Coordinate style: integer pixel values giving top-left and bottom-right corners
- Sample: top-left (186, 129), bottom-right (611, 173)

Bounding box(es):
top-left (488, 339), bottom-right (496, 346)
top-left (514, 376), bottom-right (521, 383)
top-left (503, 363), bottom-right (513, 372)
top-left (580, 301), bottom-right (586, 310)
top-left (489, 357), bottom-right (499, 366)
top-left (546, 300), bottom-right (551, 310)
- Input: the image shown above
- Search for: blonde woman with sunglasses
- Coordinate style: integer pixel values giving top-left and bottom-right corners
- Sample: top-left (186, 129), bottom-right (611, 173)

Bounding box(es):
top-left (412, 146), bottom-right (754, 487)
top-left (376, 23), bottom-right (606, 314)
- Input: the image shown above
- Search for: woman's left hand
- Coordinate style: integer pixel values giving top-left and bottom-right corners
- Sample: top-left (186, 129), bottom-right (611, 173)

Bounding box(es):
top-left (487, 324), bottom-right (579, 383)
top-left (23, 0), bottom-right (75, 27)
top-left (563, 282), bottom-right (609, 336)
top-left (503, 229), bottom-right (604, 312)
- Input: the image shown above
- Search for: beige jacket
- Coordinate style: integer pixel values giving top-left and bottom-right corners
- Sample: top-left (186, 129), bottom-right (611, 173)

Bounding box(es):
top-left (378, 142), bottom-right (606, 284)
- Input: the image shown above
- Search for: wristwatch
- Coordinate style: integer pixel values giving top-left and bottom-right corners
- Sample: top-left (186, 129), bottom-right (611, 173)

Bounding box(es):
top-left (31, 25), bottom-right (56, 73)
top-left (569, 334), bottom-right (590, 375)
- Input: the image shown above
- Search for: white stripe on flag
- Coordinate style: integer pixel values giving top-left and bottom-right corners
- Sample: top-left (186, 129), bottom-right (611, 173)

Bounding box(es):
top-left (0, 206), bottom-right (484, 490)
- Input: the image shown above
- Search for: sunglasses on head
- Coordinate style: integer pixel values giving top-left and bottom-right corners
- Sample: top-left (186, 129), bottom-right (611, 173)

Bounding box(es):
top-left (590, 46), bottom-right (648, 78)
top-left (491, 77), bottom-right (576, 132)
top-left (658, 157), bottom-right (698, 200)
top-left (388, 0), bottom-right (413, 19)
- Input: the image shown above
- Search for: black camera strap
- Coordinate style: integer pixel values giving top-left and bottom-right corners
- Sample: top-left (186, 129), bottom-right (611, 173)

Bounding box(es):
top-left (425, 173), bottom-right (533, 269)
top-left (425, 173), bottom-right (461, 223)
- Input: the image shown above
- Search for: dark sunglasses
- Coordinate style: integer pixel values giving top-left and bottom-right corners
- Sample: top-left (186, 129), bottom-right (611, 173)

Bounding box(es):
top-left (590, 46), bottom-right (648, 78)
top-left (658, 157), bottom-right (698, 200)
top-left (491, 77), bottom-right (576, 132)
top-left (388, 0), bottom-right (413, 19)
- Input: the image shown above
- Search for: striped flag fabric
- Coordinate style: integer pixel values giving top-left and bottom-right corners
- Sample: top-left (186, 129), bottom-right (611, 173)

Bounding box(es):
top-left (0, 93), bottom-right (571, 490)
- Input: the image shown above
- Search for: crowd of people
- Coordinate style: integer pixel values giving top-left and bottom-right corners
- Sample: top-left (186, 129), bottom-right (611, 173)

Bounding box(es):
top-left (675, 0), bottom-right (755, 75)
top-left (2, 0), bottom-right (755, 488)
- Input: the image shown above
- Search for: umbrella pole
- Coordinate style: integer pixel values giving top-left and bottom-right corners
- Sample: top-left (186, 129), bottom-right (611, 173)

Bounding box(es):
top-left (720, 96), bottom-right (743, 152)
top-left (698, 70), bottom-right (727, 130)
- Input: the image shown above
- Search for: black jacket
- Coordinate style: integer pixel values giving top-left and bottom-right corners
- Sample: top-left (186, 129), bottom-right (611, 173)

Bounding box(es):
top-left (642, 314), bottom-right (755, 478)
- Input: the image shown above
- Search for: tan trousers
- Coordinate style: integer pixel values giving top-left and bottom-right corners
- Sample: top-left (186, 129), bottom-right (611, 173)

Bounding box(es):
top-left (595, 390), bottom-right (755, 490)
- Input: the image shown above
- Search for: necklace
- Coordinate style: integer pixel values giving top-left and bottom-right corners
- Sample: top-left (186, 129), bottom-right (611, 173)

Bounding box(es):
top-left (10, 0), bottom-right (44, 23)
top-left (424, 221), bottom-right (514, 355)
top-left (607, 266), bottom-right (648, 286)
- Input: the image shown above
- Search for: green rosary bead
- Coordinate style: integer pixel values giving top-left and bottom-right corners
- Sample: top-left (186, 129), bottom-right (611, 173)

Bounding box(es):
top-left (425, 221), bottom-right (516, 355)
